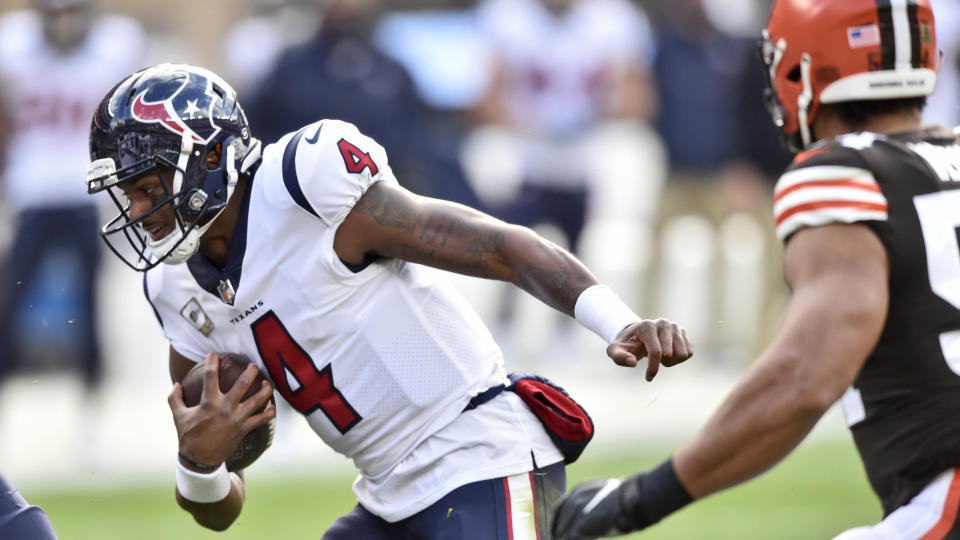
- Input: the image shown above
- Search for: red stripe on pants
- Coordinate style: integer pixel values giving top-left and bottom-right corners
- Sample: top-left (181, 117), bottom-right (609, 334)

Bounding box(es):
top-left (919, 469), bottom-right (960, 540)
top-left (529, 472), bottom-right (541, 540)
top-left (503, 477), bottom-right (514, 539)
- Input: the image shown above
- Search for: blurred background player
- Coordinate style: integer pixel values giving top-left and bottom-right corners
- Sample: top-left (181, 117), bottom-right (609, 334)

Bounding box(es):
top-left (0, 469), bottom-right (57, 539)
top-left (244, 0), bottom-right (479, 210)
top-left (553, 0), bottom-right (960, 538)
top-left (645, 0), bottom-right (791, 361)
top-left (0, 0), bottom-right (143, 394)
top-left (467, 0), bottom-right (662, 363)
top-left (219, 0), bottom-right (321, 97)
top-left (472, 0), bottom-right (658, 251)
top-left (925, 0), bottom-right (960, 128)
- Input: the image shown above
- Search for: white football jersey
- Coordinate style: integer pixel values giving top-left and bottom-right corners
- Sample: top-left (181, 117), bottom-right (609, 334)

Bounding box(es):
top-left (476, 0), bottom-right (654, 136)
top-left (144, 119), bottom-right (562, 521)
top-left (0, 11), bottom-right (144, 212)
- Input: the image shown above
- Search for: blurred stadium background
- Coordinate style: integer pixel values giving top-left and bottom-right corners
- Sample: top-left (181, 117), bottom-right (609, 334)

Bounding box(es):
top-left (1, 0), bottom-right (958, 537)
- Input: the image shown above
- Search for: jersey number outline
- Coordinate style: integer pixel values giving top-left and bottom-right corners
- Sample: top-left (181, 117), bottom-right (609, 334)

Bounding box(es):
top-left (251, 310), bottom-right (362, 434)
top-left (338, 138), bottom-right (379, 176)
top-left (914, 190), bottom-right (960, 375)
top-left (842, 190), bottom-right (960, 426)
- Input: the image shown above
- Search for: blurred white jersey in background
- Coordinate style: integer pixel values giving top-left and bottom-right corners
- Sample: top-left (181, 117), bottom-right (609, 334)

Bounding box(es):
top-left (0, 10), bottom-right (144, 212)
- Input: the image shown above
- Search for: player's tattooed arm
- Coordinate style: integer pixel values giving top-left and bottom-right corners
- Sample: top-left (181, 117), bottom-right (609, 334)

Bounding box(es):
top-left (337, 181), bottom-right (597, 315)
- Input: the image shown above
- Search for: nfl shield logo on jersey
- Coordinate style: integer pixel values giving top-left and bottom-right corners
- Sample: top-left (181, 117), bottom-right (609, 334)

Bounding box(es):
top-left (218, 279), bottom-right (236, 306)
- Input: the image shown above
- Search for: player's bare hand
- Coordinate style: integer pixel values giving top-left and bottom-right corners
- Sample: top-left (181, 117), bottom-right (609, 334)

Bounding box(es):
top-left (606, 319), bottom-right (693, 381)
top-left (168, 352), bottom-right (276, 468)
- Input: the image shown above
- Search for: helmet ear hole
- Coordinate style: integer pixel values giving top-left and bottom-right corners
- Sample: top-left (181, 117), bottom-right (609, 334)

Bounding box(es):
top-left (786, 65), bottom-right (802, 83)
top-left (206, 144), bottom-right (221, 170)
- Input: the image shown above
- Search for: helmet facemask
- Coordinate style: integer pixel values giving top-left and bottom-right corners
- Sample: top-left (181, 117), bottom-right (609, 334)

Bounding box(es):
top-left (759, 30), bottom-right (813, 153)
top-left (87, 131), bottom-right (260, 271)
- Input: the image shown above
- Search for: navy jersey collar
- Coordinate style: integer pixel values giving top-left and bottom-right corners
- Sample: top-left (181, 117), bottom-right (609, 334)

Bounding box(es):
top-left (186, 175), bottom-right (254, 304)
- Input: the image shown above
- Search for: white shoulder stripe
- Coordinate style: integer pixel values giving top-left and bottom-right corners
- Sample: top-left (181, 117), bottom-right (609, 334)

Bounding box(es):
top-left (775, 165), bottom-right (877, 194)
top-left (774, 186), bottom-right (888, 219)
top-left (776, 208), bottom-right (889, 242)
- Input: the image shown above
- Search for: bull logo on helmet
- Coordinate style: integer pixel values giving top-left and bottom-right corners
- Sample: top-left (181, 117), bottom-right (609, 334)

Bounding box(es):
top-left (130, 70), bottom-right (222, 144)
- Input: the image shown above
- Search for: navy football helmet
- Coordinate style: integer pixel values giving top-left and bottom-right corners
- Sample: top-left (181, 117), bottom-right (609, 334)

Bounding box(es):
top-left (87, 63), bottom-right (261, 271)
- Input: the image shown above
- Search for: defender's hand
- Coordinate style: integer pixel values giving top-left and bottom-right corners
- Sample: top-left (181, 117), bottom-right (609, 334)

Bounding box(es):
top-left (168, 352), bottom-right (275, 468)
top-left (552, 479), bottom-right (632, 540)
top-left (607, 319), bottom-right (693, 381)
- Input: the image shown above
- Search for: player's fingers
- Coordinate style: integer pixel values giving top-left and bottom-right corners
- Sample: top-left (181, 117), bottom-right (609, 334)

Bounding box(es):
top-left (201, 352), bottom-right (221, 399)
top-left (671, 330), bottom-right (689, 363)
top-left (239, 380), bottom-right (275, 416)
top-left (644, 338), bottom-right (663, 382)
top-left (630, 321), bottom-right (662, 381)
top-left (658, 323), bottom-right (675, 363)
top-left (168, 382), bottom-right (186, 412)
top-left (243, 400), bottom-right (277, 432)
top-left (606, 342), bottom-right (638, 368)
top-left (672, 325), bottom-right (693, 361)
top-left (645, 355), bottom-right (661, 381)
top-left (683, 328), bottom-right (694, 358)
top-left (228, 364), bottom-right (263, 404)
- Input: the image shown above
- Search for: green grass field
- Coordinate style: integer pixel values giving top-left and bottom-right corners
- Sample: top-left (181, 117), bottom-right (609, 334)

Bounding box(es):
top-left (25, 438), bottom-right (879, 540)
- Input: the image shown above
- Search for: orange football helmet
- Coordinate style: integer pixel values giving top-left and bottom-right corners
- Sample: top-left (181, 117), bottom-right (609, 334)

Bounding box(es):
top-left (760, 0), bottom-right (940, 152)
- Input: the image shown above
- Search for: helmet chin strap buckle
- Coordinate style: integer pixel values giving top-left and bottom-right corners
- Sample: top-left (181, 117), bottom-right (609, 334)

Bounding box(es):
top-left (188, 191), bottom-right (208, 212)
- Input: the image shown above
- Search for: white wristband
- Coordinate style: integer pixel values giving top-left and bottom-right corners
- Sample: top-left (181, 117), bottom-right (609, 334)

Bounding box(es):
top-left (574, 284), bottom-right (641, 344)
top-left (176, 458), bottom-right (231, 503)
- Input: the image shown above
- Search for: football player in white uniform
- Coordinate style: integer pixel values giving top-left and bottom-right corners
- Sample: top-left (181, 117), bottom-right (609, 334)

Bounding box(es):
top-left (85, 63), bottom-right (693, 538)
top-left (0, 0), bottom-right (143, 388)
